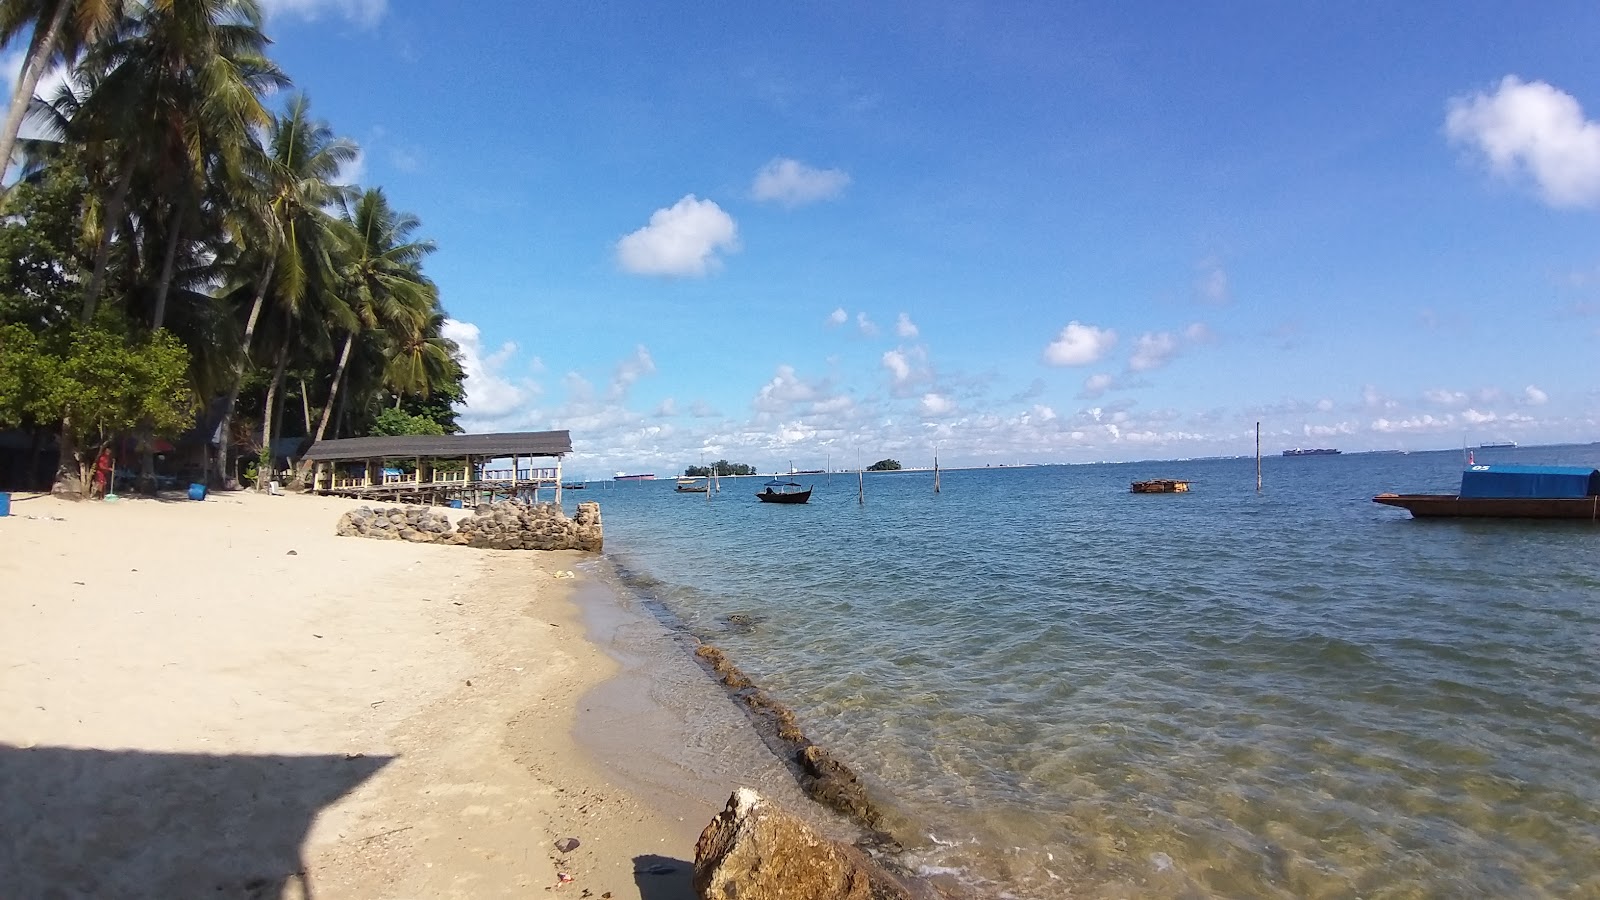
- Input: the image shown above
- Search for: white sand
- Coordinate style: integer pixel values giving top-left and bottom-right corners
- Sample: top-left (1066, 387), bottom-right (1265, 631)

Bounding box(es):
top-left (0, 490), bottom-right (721, 898)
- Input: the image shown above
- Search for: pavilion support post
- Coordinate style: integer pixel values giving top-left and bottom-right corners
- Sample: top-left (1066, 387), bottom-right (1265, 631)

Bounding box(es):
top-left (555, 457), bottom-right (563, 507)
top-left (512, 453), bottom-right (521, 502)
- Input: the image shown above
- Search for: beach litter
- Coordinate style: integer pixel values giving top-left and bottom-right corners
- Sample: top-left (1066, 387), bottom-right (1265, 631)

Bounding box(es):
top-left (555, 837), bottom-right (580, 853)
top-left (553, 570), bottom-right (575, 579)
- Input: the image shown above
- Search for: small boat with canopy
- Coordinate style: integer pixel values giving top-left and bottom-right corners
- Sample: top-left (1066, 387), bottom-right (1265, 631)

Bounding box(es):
top-left (756, 478), bottom-right (812, 504)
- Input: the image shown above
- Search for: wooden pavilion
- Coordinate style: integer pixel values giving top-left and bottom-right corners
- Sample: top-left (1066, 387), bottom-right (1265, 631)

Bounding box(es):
top-left (303, 430), bottom-right (573, 507)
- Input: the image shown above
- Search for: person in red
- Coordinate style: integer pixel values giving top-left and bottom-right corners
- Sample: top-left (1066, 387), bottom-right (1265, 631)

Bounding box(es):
top-left (92, 447), bottom-right (114, 499)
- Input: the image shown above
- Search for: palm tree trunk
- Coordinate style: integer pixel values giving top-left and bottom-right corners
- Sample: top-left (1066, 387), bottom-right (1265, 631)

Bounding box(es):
top-left (299, 377), bottom-right (312, 433)
top-left (394, 392), bottom-right (404, 409)
top-left (50, 415), bottom-right (82, 498)
top-left (213, 255), bottom-right (275, 488)
top-left (150, 205), bottom-right (187, 331)
top-left (257, 321), bottom-right (288, 492)
top-left (313, 331), bottom-right (354, 445)
top-left (0, 0), bottom-right (72, 187)
top-left (82, 157), bottom-right (137, 322)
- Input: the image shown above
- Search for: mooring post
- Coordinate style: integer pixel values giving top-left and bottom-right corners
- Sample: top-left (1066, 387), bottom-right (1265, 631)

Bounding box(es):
top-left (1256, 421), bottom-right (1262, 493)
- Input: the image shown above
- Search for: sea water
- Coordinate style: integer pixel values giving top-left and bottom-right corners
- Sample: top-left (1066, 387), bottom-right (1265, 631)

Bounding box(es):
top-left (578, 447), bottom-right (1600, 898)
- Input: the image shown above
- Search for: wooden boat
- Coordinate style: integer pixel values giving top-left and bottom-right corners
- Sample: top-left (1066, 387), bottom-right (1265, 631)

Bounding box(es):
top-left (1375, 465), bottom-right (1600, 520)
top-left (756, 478), bottom-right (812, 504)
top-left (675, 477), bottom-right (709, 493)
top-left (1131, 479), bottom-right (1189, 493)
top-left (561, 482), bottom-right (585, 490)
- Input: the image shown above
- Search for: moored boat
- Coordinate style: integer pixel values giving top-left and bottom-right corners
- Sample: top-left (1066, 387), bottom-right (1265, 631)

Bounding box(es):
top-left (756, 478), bottom-right (812, 504)
top-left (675, 476), bottom-right (709, 493)
top-left (613, 472), bottom-right (655, 481)
top-left (1375, 465), bottom-right (1600, 520)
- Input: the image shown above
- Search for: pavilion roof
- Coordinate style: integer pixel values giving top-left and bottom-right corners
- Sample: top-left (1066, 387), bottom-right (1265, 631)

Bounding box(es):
top-left (302, 430), bottom-right (572, 462)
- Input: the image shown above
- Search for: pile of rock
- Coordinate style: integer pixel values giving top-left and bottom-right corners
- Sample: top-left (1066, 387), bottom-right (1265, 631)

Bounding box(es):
top-left (454, 500), bottom-right (603, 551)
top-left (334, 500), bottom-right (602, 552)
top-left (335, 505), bottom-right (455, 543)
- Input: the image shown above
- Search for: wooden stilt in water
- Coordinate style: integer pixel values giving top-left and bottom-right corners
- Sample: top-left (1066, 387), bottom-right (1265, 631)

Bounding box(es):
top-left (858, 468), bottom-right (864, 505)
top-left (934, 455), bottom-right (940, 493)
top-left (1256, 421), bottom-right (1262, 493)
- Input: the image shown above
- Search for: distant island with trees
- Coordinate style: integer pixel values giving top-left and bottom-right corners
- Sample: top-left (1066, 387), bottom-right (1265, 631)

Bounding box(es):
top-left (866, 459), bottom-right (902, 471)
top-left (685, 460), bottom-right (756, 477)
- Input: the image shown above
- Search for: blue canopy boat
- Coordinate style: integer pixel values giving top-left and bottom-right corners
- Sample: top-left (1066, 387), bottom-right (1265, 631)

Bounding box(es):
top-left (1375, 465), bottom-right (1600, 520)
top-left (756, 478), bottom-right (812, 504)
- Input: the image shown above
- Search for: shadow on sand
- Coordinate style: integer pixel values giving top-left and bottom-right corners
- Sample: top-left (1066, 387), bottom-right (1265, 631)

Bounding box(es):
top-left (632, 853), bottom-right (696, 900)
top-left (0, 744), bottom-right (390, 899)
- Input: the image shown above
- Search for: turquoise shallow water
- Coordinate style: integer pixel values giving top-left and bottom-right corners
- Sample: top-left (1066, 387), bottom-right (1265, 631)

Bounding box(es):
top-left (584, 447), bottom-right (1600, 898)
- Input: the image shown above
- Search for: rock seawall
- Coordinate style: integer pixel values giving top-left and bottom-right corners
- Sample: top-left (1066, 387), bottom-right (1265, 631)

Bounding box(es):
top-left (335, 501), bottom-right (602, 552)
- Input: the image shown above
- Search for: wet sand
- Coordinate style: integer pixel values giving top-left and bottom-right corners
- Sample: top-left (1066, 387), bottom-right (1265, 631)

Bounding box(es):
top-left (0, 490), bottom-right (822, 898)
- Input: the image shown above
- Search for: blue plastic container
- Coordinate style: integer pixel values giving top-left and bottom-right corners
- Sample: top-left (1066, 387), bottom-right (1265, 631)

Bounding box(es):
top-left (0, 491), bottom-right (10, 516)
top-left (187, 483), bottom-right (207, 501)
top-left (448, 499), bottom-right (463, 509)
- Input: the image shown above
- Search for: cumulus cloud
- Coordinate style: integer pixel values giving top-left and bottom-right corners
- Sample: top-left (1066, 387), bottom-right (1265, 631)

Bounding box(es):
top-left (751, 157), bottom-right (850, 206)
top-left (441, 319), bottom-right (540, 431)
top-left (1128, 331), bottom-right (1180, 372)
top-left (895, 312), bottom-right (919, 338)
top-left (1523, 384), bottom-right (1549, 405)
top-left (1446, 75), bottom-right (1600, 208)
top-left (919, 392), bottom-right (956, 416)
top-left (882, 349), bottom-right (913, 384)
top-left (826, 307), bottom-right (848, 327)
top-left (616, 195), bottom-right (739, 276)
top-left (1043, 321), bottom-right (1116, 367)
top-left (1361, 384), bottom-right (1399, 411)
top-left (754, 365), bottom-right (818, 414)
top-left (261, 0), bottom-right (387, 26)
top-left (1184, 321), bottom-right (1217, 343)
top-left (856, 311), bottom-right (878, 336)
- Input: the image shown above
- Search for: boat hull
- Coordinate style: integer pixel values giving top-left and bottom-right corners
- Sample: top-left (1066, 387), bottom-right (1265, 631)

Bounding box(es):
top-left (676, 486), bottom-right (709, 493)
top-left (756, 488), bottom-right (812, 504)
top-left (1374, 493), bottom-right (1600, 520)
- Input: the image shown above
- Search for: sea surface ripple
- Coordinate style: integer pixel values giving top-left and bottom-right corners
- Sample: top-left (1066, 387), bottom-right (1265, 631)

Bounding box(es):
top-left (586, 448), bottom-right (1600, 898)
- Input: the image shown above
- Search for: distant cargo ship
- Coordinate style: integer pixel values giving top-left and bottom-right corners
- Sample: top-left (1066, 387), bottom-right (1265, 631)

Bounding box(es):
top-left (1478, 441), bottom-right (1518, 449)
top-left (1282, 448), bottom-right (1341, 457)
top-left (613, 472), bottom-right (655, 481)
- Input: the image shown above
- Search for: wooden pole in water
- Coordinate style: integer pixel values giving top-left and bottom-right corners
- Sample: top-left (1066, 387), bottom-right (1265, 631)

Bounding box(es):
top-left (1256, 422), bottom-right (1262, 493)
top-left (934, 455), bottom-right (940, 493)
top-left (858, 468), bottom-right (864, 505)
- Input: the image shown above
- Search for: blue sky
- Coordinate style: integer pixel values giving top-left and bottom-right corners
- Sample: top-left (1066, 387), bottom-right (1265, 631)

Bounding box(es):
top-left (23, 1), bottom-right (1600, 473)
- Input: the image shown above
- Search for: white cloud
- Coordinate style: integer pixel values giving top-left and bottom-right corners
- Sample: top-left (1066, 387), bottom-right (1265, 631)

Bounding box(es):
top-left (1371, 414), bottom-right (1452, 433)
top-left (1043, 321), bottom-right (1116, 367)
top-left (608, 344), bottom-right (656, 399)
top-left (919, 392), bottom-right (956, 417)
top-left (441, 318), bottom-right (541, 431)
top-left (895, 312), bottom-right (919, 338)
top-left (754, 365), bottom-right (817, 414)
top-left (1523, 384), bottom-right (1549, 405)
top-left (751, 157), bottom-right (850, 206)
top-left (856, 311), bottom-right (878, 336)
top-left (1128, 331), bottom-right (1180, 372)
top-left (1461, 408), bottom-right (1497, 424)
top-left (1079, 372), bottom-right (1115, 399)
top-left (260, 0), bottom-right (387, 27)
top-left (335, 147), bottom-right (365, 188)
top-left (1361, 384), bottom-right (1399, 411)
top-left (1184, 321), bottom-right (1217, 343)
top-left (826, 307), bottom-right (848, 327)
top-left (616, 195), bottom-right (739, 277)
top-left (1423, 388), bottom-right (1469, 407)
top-left (1446, 75), bottom-right (1600, 208)
top-left (1315, 398), bottom-right (1335, 412)
top-left (1195, 258), bottom-right (1230, 304)
top-left (882, 349), bottom-right (913, 384)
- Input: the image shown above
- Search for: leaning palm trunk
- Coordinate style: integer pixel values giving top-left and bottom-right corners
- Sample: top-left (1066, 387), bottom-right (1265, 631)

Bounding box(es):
top-left (295, 330), bottom-right (353, 485)
top-left (0, 0), bottom-right (72, 188)
top-left (150, 206), bottom-right (186, 331)
top-left (257, 325), bottom-right (288, 492)
top-left (82, 159), bottom-right (137, 322)
top-left (213, 256), bottom-right (275, 487)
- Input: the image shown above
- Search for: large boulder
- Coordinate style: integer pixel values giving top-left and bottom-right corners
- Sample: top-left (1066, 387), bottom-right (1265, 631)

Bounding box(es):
top-left (693, 789), bottom-right (918, 900)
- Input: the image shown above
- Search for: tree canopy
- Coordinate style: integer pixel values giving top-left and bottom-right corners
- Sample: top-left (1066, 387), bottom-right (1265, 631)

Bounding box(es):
top-left (866, 458), bottom-right (902, 471)
top-left (685, 460), bottom-right (754, 477)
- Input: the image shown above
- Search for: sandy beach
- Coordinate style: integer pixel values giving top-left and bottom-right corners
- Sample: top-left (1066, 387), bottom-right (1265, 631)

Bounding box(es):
top-left (0, 490), bottom-right (814, 899)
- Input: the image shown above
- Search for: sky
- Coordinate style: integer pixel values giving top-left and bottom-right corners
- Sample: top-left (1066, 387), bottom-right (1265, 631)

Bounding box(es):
top-left (16, 1), bottom-right (1600, 475)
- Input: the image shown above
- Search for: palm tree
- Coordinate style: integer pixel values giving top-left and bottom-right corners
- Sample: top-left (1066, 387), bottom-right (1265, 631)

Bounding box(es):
top-left (213, 93), bottom-right (355, 486)
top-left (385, 310), bottom-right (460, 408)
top-left (309, 187), bottom-right (436, 450)
top-left (0, 0), bottom-right (127, 186)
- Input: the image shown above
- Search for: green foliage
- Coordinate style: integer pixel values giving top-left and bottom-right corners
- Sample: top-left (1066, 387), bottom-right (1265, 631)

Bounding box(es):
top-left (685, 459), bottom-right (755, 477)
top-left (0, 166), bottom-right (91, 328)
top-left (368, 406), bottom-right (445, 437)
top-left (0, 320), bottom-right (196, 446)
top-left (867, 458), bottom-right (902, 471)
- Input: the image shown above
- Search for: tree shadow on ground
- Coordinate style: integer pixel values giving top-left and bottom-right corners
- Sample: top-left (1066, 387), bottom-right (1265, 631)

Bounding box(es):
top-left (0, 744), bottom-right (390, 899)
top-left (632, 853), bottom-right (696, 900)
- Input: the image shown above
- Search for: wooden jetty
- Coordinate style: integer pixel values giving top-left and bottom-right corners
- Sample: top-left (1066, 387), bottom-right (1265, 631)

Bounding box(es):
top-left (1131, 479), bottom-right (1190, 493)
top-left (302, 431), bottom-right (573, 507)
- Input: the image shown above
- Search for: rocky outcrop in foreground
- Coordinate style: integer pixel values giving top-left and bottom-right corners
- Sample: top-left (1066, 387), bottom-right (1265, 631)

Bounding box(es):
top-left (335, 501), bottom-right (602, 551)
top-left (694, 789), bottom-right (925, 900)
